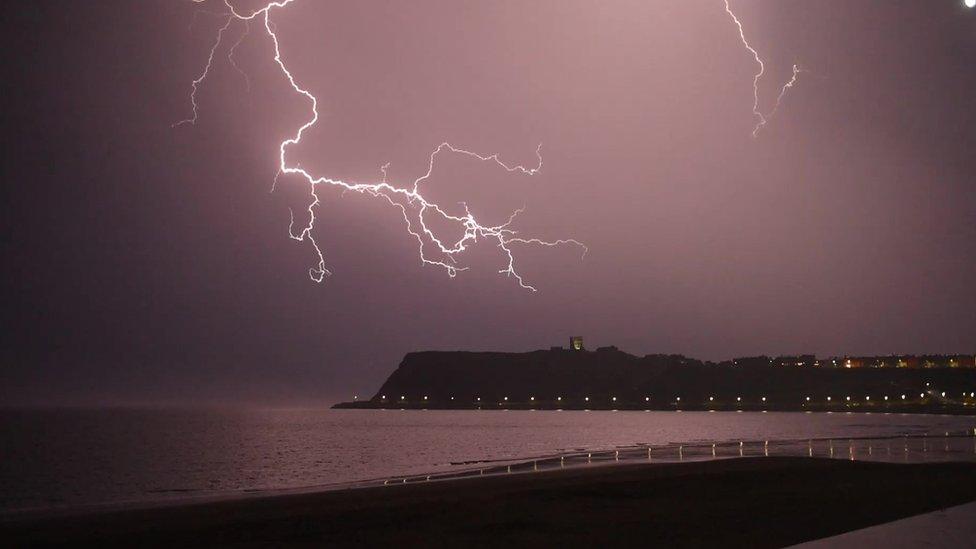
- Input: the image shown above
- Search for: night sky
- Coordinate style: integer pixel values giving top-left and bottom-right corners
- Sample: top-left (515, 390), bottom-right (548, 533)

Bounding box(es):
top-left (2, 1), bottom-right (974, 405)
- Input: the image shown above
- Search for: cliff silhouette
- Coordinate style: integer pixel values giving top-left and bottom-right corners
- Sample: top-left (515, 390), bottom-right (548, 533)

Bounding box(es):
top-left (334, 348), bottom-right (976, 412)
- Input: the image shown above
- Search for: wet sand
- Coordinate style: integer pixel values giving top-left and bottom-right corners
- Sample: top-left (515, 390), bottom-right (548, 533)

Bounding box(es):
top-left (4, 457), bottom-right (976, 548)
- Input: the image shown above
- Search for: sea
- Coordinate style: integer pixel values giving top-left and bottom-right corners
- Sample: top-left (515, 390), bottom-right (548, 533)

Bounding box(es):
top-left (2, 408), bottom-right (974, 514)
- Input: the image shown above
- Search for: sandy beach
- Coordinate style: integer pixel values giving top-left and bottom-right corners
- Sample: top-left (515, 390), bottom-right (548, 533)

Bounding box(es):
top-left (4, 457), bottom-right (976, 547)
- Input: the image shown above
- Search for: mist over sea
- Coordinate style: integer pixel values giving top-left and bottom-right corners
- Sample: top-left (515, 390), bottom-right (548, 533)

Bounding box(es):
top-left (2, 408), bottom-right (973, 514)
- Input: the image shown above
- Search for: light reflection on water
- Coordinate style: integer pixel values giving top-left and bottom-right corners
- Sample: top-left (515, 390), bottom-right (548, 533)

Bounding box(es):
top-left (1, 408), bottom-right (973, 513)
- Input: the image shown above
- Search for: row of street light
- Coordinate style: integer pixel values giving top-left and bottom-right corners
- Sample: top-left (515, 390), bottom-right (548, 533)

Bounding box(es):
top-left (368, 391), bottom-right (975, 404)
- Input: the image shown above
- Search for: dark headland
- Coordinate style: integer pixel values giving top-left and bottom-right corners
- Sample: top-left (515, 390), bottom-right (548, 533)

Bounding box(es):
top-left (334, 344), bottom-right (976, 413)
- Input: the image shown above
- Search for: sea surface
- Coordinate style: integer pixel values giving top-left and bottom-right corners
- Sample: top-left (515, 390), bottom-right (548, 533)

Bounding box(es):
top-left (1, 408), bottom-right (974, 514)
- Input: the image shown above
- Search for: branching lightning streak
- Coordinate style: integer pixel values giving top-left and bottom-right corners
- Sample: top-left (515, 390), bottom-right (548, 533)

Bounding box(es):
top-left (227, 21), bottom-right (251, 93)
top-left (723, 0), bottom-right (802, 137)
top-left (177, 0), bottom-right (585, 291)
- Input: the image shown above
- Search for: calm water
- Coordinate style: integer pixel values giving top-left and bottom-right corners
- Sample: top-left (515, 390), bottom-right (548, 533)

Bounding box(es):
top-left (1, 408), bottom-right (974, 513)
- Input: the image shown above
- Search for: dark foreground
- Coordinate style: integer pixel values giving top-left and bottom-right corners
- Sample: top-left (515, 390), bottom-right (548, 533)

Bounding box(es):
top-left (4, 457), bottom-right (976, 548)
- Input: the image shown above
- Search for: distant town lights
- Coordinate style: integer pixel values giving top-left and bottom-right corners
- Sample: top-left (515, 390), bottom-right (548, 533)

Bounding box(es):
top-left (846, 396), bottom-right (851, 401)
top-left (737, 396), bottom-right (741, 402)
top-left (901, 394), bottom-right (906, 399)
top-left (585, 397), bottom-right (590, 401)
top-left (941, 392), bottom-right (946, 397)
top-left (827, 396), bottom-right (832, 401)
top-left (805, 396), bottom-right (810, 401)
top-left (709, 396), bottom-right (714, 401)
top-left (761, 397), bottom-right (767, 402)
top-left (612, 396), bottom-right (617, 401)
top-left (645, 396), bottom-right (650, 401)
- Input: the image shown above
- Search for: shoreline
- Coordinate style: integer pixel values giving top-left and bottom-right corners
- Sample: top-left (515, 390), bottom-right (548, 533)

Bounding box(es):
top-left (4, 457), bottom-right (976, 547)
top-left (5, 427), bottom-right (975, 520)
top-left (333, 401), bottom-right (976, 414)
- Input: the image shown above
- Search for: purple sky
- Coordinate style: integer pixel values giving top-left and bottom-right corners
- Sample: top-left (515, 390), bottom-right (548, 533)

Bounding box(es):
top-left (2, 1), bottom-right (974, 405)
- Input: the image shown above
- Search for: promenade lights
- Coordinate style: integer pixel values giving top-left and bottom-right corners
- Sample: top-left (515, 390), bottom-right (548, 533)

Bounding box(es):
top-left (901, 394), bottom-right (906, 400)
top-left (761, 397), bottom-right (767, 402)
top-left (585, 397), bottom-right (590, 402)
top-left (645, 396), bottom-right (650, 402)
top-left (827, 396), bottom-right (832, 401)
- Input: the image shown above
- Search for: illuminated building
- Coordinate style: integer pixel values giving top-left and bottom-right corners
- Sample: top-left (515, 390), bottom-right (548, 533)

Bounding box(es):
top-left (569, 336), bottom-right (585, 351)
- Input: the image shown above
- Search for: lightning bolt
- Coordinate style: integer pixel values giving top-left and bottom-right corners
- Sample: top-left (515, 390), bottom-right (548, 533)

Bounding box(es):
top-left (723, 0), bottom-right (803, 137)
top-left (176, 0), bottom-right (585, 291)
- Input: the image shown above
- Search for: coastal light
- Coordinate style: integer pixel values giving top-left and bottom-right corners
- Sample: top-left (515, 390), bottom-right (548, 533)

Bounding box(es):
top-left (709, 396), bottom-right (714, 401)
top-left (865, 396), bottom-right (870, 401)
top-left (901, 394), bottom-right (906, 399)
top-left (761, 397), bottom-right (767, 402)
top-left (805, 397), bottom-right (810, 402)
top-left (381, 395), bottom-right (386, 399)
top-left (941, 392), bottom-right (946, 397)
top-left (557, 396), bottom-right (562, 401)
top-left (827, 396), bottom-right (832, 401)
top-left (400, 395), bottom-right (405, 400)
top-left (920, 393), bottom-right (924, 398)
top-left (451, 396), bottom-right (455, 400)
top-left (884, 396), bottom-right (888, 401)
top-left (737, 396), bottom-right (741, 402)
top-left (585, 397), bottom-right (590, 402)
top-left (424, 396), bottom-right (428, 400)
top-left (676, 397), bottom-right (681, 402)
top-left (612, 396), bottom-right (617, 402)
top-left (353, 395), bottom-right (358, 400)
top-left (477, 397), bottom-right (481, 401)
top-left (503, 396), bottom-right (508, 401)
top-left (846, 396), bottom-right (851, 401)
top-left (645, 396), bottom-right (650, 402)
top-left (530, 396), bottom-right (535, 401)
